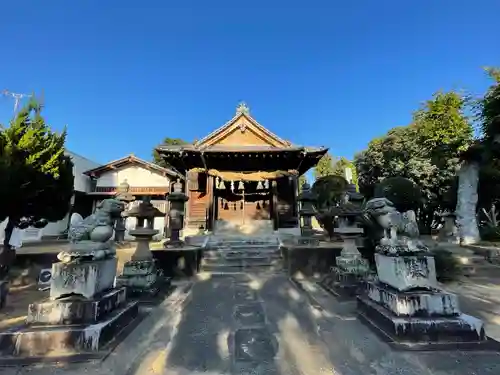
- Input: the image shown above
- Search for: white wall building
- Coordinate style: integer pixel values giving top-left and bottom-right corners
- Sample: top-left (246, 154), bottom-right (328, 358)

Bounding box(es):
top-left (84, 154), bottom-right (182, 241)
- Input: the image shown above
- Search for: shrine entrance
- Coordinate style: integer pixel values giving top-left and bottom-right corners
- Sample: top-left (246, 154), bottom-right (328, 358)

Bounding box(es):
top-left (215, 179), bottom-right (271, 226)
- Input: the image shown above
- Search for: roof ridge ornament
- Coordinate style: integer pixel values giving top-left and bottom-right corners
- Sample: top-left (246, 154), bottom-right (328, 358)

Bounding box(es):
top-left (236, 101), bottom-right (250, 116)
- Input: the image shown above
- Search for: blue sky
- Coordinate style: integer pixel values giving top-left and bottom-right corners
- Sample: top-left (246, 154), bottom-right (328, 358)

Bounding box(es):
top-left (0, 1), bottom-right (498, 165)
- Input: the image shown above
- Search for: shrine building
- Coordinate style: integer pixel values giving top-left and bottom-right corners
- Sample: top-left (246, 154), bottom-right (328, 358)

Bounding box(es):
top-left (155, 103), bottom-right (328, 236)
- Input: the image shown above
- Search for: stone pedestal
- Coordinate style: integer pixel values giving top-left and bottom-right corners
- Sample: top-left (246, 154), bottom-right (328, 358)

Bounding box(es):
top-left (357, 252), bottom-right (493, 350)
top-left (50, 258), bottom-right (117, 300)
top-left (320, 227), bottom-right (369, 299)
top-left (0, 250), bottom-right (139, 360)
top-left (375, 253), bottom-right (437, 292)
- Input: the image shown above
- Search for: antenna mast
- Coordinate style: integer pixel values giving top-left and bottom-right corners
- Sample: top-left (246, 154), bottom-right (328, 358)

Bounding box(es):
top-left (2, 89), bottom-right (33, 113)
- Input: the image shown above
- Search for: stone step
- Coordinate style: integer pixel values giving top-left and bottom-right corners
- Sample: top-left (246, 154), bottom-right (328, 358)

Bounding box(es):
top-left (201, 257), bottom-right (281, 266)
top-left (200, 263), bottom-right (283, 273)
top-left (202, 254), bottom-right (281, 261)
top-left (203, 249), bottom-right (280, 255)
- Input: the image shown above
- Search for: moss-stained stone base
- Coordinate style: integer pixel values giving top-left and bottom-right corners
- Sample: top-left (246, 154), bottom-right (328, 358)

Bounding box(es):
top-left (357, 295), bottom-right (500, 350)
top-left (0, 301), bottom-right (139, 358)
top-left (27, 287), bottom-right (127, 325)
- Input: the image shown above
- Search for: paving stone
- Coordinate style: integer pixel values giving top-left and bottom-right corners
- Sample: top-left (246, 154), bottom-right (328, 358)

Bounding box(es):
top-left (234, 286), bottom-right (259, 302)
top-left (233, 327), bottom-right (278, 362)
top-left (234, 303), bottom-right (266, 326)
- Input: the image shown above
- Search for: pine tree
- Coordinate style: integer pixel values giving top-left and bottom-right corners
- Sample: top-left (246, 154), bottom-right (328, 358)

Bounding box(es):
top-left (0, 99), bottom-right (74, 279)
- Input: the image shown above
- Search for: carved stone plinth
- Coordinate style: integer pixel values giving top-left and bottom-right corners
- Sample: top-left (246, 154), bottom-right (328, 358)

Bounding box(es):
top-left (50, 258), bottom-right (117, 300)
top-left (116, 259), bottom-right (163, 296)
top-left (375, 253), bottom-right (437, 292)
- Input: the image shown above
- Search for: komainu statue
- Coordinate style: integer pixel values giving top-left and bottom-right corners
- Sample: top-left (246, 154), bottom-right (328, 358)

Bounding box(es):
top-left (363, 197), bottom-right (428, 255)
top-left (58, 198), bottom-right (125, 263)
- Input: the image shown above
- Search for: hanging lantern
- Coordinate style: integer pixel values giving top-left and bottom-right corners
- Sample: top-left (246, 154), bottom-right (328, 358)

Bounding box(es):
top-left (220, 180), bottom-right (226, 189)
top-left (230, 180), bottom-right (235, 192)
top-left (238, 181), bottom-right (244, 190)
top-left (264, 180), bottom-right (269, 189)
top-left (216, 177), bottom-right (220, 189)
top-left (256, 181), bottom-right (263, 190)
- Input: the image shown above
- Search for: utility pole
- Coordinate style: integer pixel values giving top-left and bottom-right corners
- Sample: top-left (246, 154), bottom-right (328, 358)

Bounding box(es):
top-left (2, 90), bottom-right (33, 113)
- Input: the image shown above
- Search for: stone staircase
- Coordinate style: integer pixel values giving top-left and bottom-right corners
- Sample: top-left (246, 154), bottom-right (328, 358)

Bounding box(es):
top-left (201, 233), bottom-right (283, 273)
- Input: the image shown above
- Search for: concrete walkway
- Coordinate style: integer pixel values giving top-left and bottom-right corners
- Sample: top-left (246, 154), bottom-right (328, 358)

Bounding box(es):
top-left (4, 274), bottom-right (500, 375)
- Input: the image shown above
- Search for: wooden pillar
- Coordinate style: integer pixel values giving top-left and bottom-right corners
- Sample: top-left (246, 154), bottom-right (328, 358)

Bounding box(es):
top-left (291, 175), bottom-right (299, 225)
top-left (207, 175), bottom-right (215, 231)
top-left (272, 180), bottom-right (279, 230)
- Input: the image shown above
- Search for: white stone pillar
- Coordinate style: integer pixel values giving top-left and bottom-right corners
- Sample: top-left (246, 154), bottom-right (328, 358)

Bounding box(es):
top-left (455, 162), bottom-right (480, 245)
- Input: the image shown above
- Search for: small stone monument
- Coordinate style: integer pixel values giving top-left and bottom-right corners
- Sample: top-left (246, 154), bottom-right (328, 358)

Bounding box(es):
top-left (114, 179), bottom-right (135, 242)
top-left (116, 197), bottom-right (165, 296)
top-left (357, 197), bottom-right (490, 349)
top-left (1, 199), bottom-right (139, 358)
top-left (298, 181), bottom-right (316, 238)
top-left (164, 179), bottom-right (189, 248)
top-left (438, 211), bottom-right (459, 244)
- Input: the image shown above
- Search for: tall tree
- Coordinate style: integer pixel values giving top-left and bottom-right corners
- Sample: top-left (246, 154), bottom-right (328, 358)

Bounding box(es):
top-left (355, 91), bottom-right (473, 232)
top-left (152, 137), bottom-right (188, 168)
top-left (313, 153), bottom-right (335, 179)
top-left (331, 156), bottom-right (358, 187)
top-left (0, 100), bottom-right (74, 279)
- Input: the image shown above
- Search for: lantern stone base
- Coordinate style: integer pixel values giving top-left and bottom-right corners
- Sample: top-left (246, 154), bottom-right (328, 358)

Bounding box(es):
top-left (50, 258), bottom-right (117, 300)
top-left (319, 267), bottom-right (369, 300)
top-left (116, 259), bottom-right (163, 297)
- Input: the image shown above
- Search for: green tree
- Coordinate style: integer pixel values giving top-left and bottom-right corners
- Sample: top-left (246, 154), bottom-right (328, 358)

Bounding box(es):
top-left (355, 91), bottom-right (473, 232)
top-left (477, 67), bottom-right (500, 160)
top-left (298, 174), bottom-right (307, 192)
top-left (152, 137), bottom-right (188, 168)
top-left (0, 100), bottom-right (74, 279)
top-left (313, 153), bottom-right (335, 179)
top-left (331, 156), bottom-right (358, 188)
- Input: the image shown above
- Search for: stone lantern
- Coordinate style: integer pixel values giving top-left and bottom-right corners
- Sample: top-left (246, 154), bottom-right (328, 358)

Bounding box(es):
top-left (165, 179), bottom-right (189, 248)
top-left (324, 201), bottom-right (370, 298)
top-left (114, 179), bottom-right (135, 242)
top-left (298, 181), bottom-right (316, 237)
top-left (116, 197), bottom-right (165, 296)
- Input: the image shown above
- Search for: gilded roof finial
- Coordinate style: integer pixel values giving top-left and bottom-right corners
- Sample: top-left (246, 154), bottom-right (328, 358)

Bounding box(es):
top-left (236, 101), bottom-right (250, 115)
